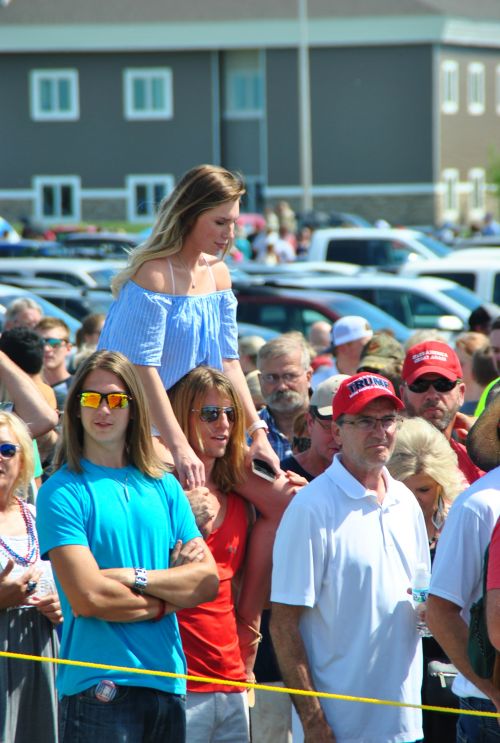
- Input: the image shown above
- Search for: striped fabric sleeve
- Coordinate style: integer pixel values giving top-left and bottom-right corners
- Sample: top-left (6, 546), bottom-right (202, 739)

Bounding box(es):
top-left (99, 282), bottom-right (171, 366)
top-left (219, 290), bottom-right (239, 359)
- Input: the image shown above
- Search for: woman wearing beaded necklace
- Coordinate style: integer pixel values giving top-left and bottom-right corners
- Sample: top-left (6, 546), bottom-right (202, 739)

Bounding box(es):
top-left (0, 410), bottom-right (61, 743)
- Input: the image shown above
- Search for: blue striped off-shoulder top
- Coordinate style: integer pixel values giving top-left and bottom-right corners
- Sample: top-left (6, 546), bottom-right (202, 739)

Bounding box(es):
top-left (97, 280), bottom-right (239, 390)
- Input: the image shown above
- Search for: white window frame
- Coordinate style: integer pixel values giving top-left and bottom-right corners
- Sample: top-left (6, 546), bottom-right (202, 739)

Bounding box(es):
top-left (468, 62), bottom-right (485, 115)
top-left (469, 168), bottom-right (486, 219)
top-left (124, 68), bottom-right (173, 121)
top-left (224, 51), bottom-right (264, 119)
top-left (441, 60), bottom-right (459, 114)
top-left (442, 169), bottom-right (460, 221)
top-left (126, 175), bottom-right (174, 223)
top-left (30, 69), bottom-right (79, 121)
top-left (33, 176), bottom-right (81, 222)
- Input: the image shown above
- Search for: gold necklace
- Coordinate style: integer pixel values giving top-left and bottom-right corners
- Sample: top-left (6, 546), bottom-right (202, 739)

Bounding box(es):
top-left (177, 255), bottom-right (196, 289)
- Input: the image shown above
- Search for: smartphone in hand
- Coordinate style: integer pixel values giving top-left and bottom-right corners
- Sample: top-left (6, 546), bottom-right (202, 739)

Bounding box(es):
top-left (251, 458), bottom-right (277, 482)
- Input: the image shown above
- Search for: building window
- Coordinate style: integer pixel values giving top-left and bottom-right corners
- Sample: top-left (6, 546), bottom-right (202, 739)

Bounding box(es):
top-left (124, 69), bottom-right (173, 120)
top-left (469, 168), bottom-right (486, 216)
top-left (33, 176), bottom-right (81, 221)
top-left (468, 63), bottom-right (485, 115)
top-left (126, 175), bottom-right (174, 222)
top-left (441, 60), bottom-right (458, 114)
top-left (30, 70), bottom-right (79, 121)
top-left (442, 169), bottom-right (459, 220)
top-left (224, 50), bottom-right (264, 118)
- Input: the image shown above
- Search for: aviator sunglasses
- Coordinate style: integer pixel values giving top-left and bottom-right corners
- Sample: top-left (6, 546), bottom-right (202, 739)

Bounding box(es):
top-left (0, 443), bottom-right (20, 458)
top-left (79, 391), bottom-right (132, 409)
top-left (407, 378), bottom-right (459, 394)
top-left (191, 406), bottom-right (236, 423)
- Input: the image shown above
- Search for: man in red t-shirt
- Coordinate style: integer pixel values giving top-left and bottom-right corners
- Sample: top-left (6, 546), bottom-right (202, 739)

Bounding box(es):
top-left (400, 340), bottom-right (484, 485)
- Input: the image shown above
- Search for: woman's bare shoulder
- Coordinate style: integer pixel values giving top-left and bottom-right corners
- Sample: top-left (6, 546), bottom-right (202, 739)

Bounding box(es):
top-left (206, 255), bottom-right (231, 291)
top-left (133, 257), bottom-right (171, 293)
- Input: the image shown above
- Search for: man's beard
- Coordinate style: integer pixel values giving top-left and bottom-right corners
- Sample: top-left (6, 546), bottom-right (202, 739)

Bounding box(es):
top-left (404, 399), bottom-right (455, 433)
top-left (266, 389), bottom-right (307, 414)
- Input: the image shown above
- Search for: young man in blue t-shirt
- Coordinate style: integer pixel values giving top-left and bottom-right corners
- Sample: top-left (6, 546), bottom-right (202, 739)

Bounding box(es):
top-left (37, 350), bottom-right (218, 743)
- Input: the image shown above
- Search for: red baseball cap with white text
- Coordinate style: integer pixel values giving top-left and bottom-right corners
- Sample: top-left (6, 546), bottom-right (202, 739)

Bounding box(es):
top-left (332, 372), bottom-right (404, 420)
top-left (402, 341), bottom-right (463, 385)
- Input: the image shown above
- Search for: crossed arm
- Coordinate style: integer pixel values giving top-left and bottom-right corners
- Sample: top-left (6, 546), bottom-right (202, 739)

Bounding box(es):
top-left (49, 538), bottom-right (219, 623)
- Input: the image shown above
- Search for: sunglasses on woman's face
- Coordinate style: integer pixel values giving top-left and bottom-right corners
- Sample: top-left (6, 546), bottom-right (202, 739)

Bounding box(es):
top-left (191, 406), bottom-right (236, 423)
top-left (0, 443), bottom-right (20, 459)
top-left (79, 391), bottom-right (131, 409)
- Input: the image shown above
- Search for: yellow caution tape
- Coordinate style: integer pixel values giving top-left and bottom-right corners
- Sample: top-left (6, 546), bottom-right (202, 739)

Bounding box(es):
top-left (1, 650), bottom-right (498, 718)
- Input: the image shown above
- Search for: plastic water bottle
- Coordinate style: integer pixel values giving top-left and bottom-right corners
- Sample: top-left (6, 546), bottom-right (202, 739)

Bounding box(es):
top-left (412, 563), bottom-right (432, 638)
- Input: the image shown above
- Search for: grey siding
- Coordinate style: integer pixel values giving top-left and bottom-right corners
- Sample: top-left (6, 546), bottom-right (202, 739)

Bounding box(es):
top-left (439, 46), bottom-right (500, 175)
top-left (310, 45), bottom-right (434, 184)
top-left (266, 49), bottom-right (300, 186)
top-left (0, 51), bottom-right (215, 189)
top-left (220, 120), bottom-right (261, 176)
top-left (3, 0), bottom-right (500, 25)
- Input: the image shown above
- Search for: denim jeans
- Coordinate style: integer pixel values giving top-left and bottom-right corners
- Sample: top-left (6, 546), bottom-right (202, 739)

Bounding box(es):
top-left (456, 697), bottom-right (500, 743)
top-left (59, 684), bottom-right (186, 743)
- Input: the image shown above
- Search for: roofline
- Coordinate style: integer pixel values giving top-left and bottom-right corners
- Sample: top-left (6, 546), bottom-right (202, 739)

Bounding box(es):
top-left (2, 15), bottom-right (500, 53)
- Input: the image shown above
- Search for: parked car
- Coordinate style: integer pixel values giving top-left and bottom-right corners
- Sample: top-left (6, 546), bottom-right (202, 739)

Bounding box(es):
top-left (23, 286), bottom-right (113, 321)
top-left (237, 322), bottom-right (278, 341)
top-left (0, 239), bottom-right (64, 257)
top-left (234, 260), bottom-right (364, 278)
top-left (0, 283), bottom-right (80, 339)
top-left (307, 227), bottom-right (451, 268)
top-left (59, 231), bottom-right (140, 258)
top-left (453, 236), bottom-right (500, 249)
top-left (399, 253), bottom-right (500, 305)
top-left (297, 210), bottom-right (371, 230)
top-left (0, 258), bottom-right (125, 289)
top-left (233, 285), bottom-right (411, 341)
top-left (258, 274), bottom-right (487, 333)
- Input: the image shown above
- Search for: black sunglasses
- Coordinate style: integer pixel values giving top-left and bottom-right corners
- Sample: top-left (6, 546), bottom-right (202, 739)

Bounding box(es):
top-left (407, 378), bottom-right (459, 394)
top-left (191, 406), bottom-right (236, 423)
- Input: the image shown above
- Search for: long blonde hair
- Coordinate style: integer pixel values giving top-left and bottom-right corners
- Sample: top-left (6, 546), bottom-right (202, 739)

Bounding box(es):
top-left (0, 411), bottom-right (34, 499)
top-left (54, 350), bottom-right (166, 477)
top-left (112, 164), bottom-right (245, 296)
top-left (168, 366), bottom-right (247, 493)
top-left (388, 416), bottom-right (464, 510)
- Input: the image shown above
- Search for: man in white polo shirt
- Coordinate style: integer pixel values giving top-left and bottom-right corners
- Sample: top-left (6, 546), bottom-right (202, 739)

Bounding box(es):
top-left (270, 372), bottom-right (430, 743)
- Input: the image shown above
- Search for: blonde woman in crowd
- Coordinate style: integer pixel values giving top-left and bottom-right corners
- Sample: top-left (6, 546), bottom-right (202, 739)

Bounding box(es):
top-left (98, 164), bottom-right (278, 487)
top-left (0, 411), bottom-right (61, 742)
top-left (389, 416), bottom-right (465, 743)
